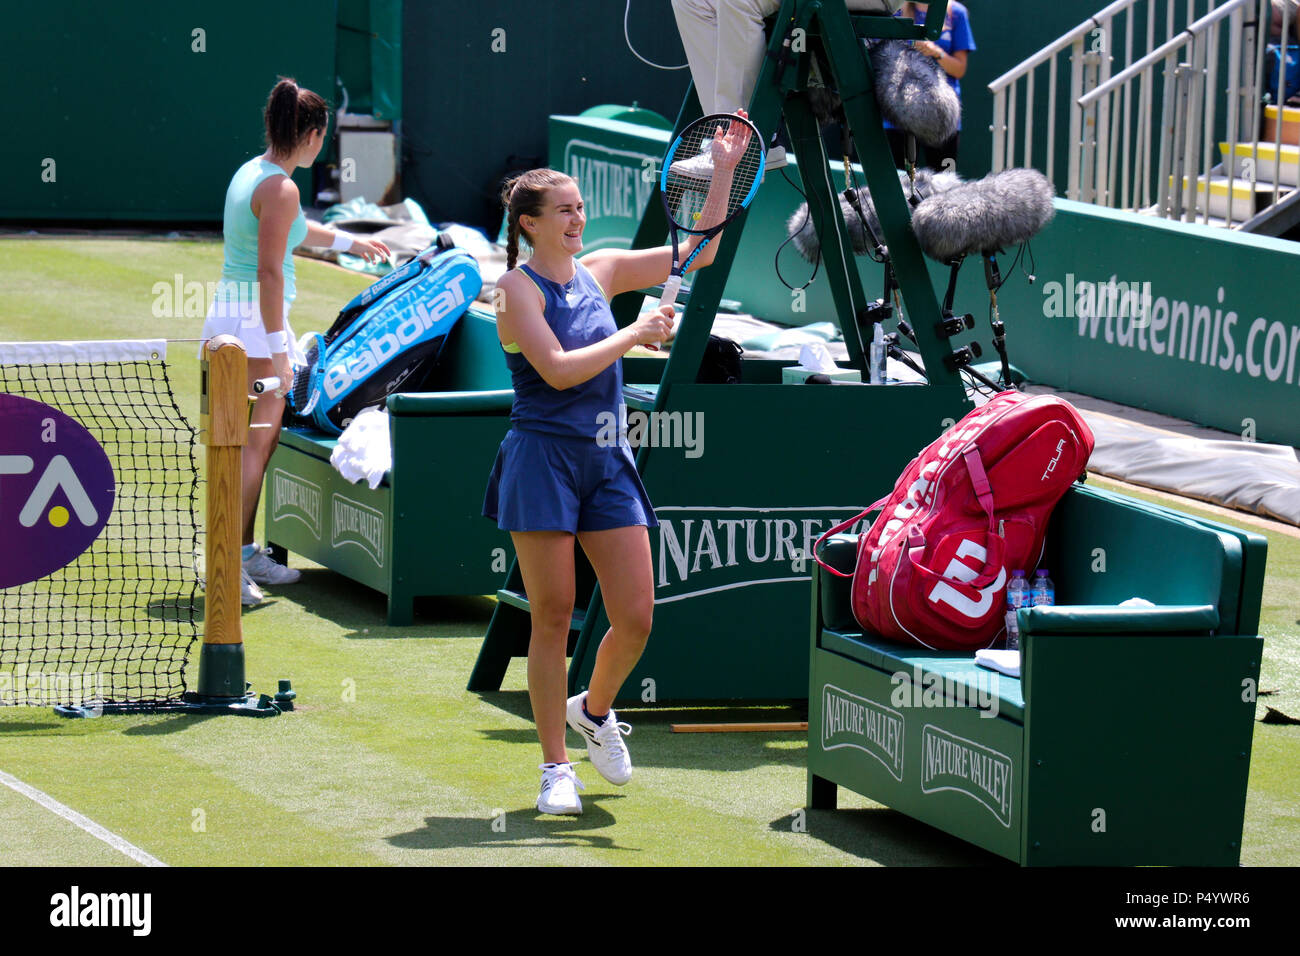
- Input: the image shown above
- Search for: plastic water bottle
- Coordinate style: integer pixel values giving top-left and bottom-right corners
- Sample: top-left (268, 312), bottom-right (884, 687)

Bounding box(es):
top-left (1004, 570), bottom-right (1028, 650)
top-left (1030, 569), bottom-right (1056, 607)
top-left (869, 322), bottom-right (887, 385)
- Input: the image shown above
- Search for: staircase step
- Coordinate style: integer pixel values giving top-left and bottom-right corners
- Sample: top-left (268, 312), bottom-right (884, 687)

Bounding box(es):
top-left (496, 588), bottom-right (587, 632)
top-left (1169, 174), bottom-right (1277, 221)
top-left (1220, 141), bottom-right (1300, 187)
top-left (1263, 104), bottom-right (1300, 146)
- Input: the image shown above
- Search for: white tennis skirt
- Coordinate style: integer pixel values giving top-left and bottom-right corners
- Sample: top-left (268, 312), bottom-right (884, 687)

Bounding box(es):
top-left (198, 297), bottom-right (308, 366)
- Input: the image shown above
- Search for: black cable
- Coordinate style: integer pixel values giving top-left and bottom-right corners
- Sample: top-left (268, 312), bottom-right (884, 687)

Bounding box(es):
top-left (774, 165), bottom-right (822, 291)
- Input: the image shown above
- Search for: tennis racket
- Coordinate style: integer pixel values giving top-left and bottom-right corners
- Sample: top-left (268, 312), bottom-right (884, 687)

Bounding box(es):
top-left (658, 112), bottom-right (765, 311)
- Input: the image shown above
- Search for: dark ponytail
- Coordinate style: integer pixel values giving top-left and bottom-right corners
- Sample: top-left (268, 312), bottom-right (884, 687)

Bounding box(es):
top-left (500, 168), bottom-right (575, 271)
top-left (264, 77), bottom-right (328, 157)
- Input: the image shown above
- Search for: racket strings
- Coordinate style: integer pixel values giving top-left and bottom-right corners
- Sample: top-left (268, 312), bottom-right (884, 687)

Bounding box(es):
top-left (662, 118), bottom-right (763, 233)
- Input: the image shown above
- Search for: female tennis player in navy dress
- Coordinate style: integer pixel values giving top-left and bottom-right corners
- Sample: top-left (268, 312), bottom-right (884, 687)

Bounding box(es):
top-left (486, 113), bottom-right (751, 815)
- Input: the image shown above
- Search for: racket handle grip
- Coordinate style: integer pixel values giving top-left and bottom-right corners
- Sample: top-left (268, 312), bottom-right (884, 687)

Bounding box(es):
top-left (253, 376), bottom-right (281, 395)
top-left (659, 274), bottom-right (683, 311)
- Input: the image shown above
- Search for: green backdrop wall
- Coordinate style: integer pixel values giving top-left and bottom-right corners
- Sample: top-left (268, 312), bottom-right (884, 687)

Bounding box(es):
top-left (400, 0), bottom-right (1111, 233)
top-left (0, 1), bottom-right (1176, 225)
top-left (0, 0), bottom-right (336, 221)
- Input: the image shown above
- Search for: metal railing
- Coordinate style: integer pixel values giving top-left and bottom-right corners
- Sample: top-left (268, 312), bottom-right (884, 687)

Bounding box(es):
top-left (991, 1), bottom-right (1291, 229)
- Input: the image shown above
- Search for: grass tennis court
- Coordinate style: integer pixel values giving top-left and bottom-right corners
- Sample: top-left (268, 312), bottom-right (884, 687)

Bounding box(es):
top-left (1, 235), bottom-right (1297, 866)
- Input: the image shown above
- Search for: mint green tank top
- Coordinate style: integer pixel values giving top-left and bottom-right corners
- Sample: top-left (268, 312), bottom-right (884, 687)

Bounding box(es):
top-left (217, 156), bottom-right (309, 303)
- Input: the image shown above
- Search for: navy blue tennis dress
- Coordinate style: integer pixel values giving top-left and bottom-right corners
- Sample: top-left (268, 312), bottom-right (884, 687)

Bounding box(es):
top-left (482, 262), bottom-right (658, 533)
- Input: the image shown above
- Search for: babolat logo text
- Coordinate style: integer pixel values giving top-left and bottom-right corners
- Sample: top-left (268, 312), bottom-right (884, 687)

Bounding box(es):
top-left (272, 470), bottom-right (321, 540)
top-left (821, 684), bottom-right (904, 781)
top-left (50, 886), bottom-right (151, 936)
top-left (920, 725), bottom-right (1014, 827)
top-left (331, 494), bottom-right (384, 567)
top-left (594, 407), bottom-right (704, 459)
top-left (322, 272), bottom-right (471, 400)
top-left (890, 665), bottom-right (1001, 719)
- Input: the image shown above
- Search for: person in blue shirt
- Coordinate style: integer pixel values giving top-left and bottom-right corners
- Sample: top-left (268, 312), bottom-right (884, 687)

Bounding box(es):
top-left (486, 115), bottom-right (752, 815)
top-left (885, 1), bottom-right (977, 172)
top-left (200, 78), bottom-right (389, 605)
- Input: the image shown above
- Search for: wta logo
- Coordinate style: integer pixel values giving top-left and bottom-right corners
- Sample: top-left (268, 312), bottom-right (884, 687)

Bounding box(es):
top-left (0, 395), bottom-right (115, 589)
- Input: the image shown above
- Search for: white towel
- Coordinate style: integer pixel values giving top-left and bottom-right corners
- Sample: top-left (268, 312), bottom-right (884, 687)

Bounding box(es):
top-left (329, 406), bottom-right (392, 489)
top-left (974, 649), bottom-right (1021, 679)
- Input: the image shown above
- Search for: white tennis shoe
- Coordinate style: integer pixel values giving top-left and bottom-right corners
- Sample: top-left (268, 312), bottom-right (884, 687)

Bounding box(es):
top-left (242, 546), bottom-right (301, 586)
top-left (240, 568), bottom-right (265, 606)
top-left (566, 693), bottom-right (633, 786)
top-left (537, 762), bottom-right (584, 815)
top-left (668, 143), bottom-right (787, 182)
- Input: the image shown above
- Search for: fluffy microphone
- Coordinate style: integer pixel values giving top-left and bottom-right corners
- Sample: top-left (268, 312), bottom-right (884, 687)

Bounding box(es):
top-left (786, 167), bottom-right (963, 263)
top-left (799, 39), bottom-right (960, 146)
top-left (869, 40), bottom-right (962, 148)
top-left (909, 168), bottom-right (1056, 262)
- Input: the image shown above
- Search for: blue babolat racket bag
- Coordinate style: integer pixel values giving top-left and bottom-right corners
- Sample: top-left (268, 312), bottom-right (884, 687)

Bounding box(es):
top-left (289, 236), bottom-right (481, 434)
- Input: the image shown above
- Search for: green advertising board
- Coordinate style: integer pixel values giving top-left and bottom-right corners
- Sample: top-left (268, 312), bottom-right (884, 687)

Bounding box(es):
top-left (984, 201), bottom-right (1300, 448)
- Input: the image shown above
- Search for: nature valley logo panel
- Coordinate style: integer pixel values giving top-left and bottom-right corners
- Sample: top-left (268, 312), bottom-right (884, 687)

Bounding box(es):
top-left (271, 469), bottom-right (321, 540)
top-left (821, 684), bottom-right (904, 781)
top-left (920, 725), bottom-right (1014, 827)
top-left (652, 506), bottom-right (867, 605)
top-left (562, 139), bottom-right (659, 249)
top-left (331, 493), bottom-right (384, 568)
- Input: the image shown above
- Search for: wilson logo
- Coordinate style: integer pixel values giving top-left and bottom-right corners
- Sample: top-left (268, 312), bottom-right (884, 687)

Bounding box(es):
top-left (0, 395), bottom-right (115, 589)
top-left (927, 539), bottom-right (1006, 620)
top-left (331, 494), bottom-right (384, 568)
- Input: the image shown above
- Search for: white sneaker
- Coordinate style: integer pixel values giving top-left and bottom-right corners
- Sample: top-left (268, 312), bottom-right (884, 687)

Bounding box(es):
top-left (668, 141), bottom-right (787, 181)
top-left (668, 140), bottom-right (717, 182)
top-left (537, 762), bottom-right (584, 815)
top-left (242, 545), bottom-right (301, 586)
top-left (566, 693), bottom-right (633, 786)
top-left (240, 568), bottom-right (265, 606)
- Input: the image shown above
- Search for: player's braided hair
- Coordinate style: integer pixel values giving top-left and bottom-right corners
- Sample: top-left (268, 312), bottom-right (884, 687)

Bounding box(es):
top-left (501, 169), bottom-right (575, 271)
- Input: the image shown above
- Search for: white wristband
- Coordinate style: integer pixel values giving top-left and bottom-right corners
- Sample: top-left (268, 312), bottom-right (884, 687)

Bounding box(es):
top-left (265, 331), bottom-right (288, 354)
top-left (330, 231), bottom-right (355, 252)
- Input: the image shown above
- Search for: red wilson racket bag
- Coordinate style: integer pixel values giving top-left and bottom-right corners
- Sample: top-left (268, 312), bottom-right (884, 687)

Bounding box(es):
top-left (815, 391), bottom-right (1095, 651)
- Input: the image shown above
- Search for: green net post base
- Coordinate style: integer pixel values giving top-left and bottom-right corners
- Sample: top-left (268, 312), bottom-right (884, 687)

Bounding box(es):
top-left (53, 690), bottom-right (282, 718)
top-left (53, 646), bottom-right (283, 717)
top-left (197, 642), bottom-right (245, 698)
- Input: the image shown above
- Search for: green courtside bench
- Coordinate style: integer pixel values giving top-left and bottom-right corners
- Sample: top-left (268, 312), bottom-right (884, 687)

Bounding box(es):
top-left (807, 482), bottom-right (1267, 866)
top-left (263, 306), bottom-right (516, 624)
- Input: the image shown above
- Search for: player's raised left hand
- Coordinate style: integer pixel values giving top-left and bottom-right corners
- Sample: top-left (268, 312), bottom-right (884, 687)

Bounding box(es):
top-left (710, 109), bottom-right (753, 173)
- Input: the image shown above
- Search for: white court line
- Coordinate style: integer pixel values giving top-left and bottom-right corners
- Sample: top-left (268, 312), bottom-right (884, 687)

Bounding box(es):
top-left (0, 768), bottom-right (167, 867)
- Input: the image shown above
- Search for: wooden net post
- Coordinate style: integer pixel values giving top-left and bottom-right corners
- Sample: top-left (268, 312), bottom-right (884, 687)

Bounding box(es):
top-left (196, 335), bottom-right (251, 699)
